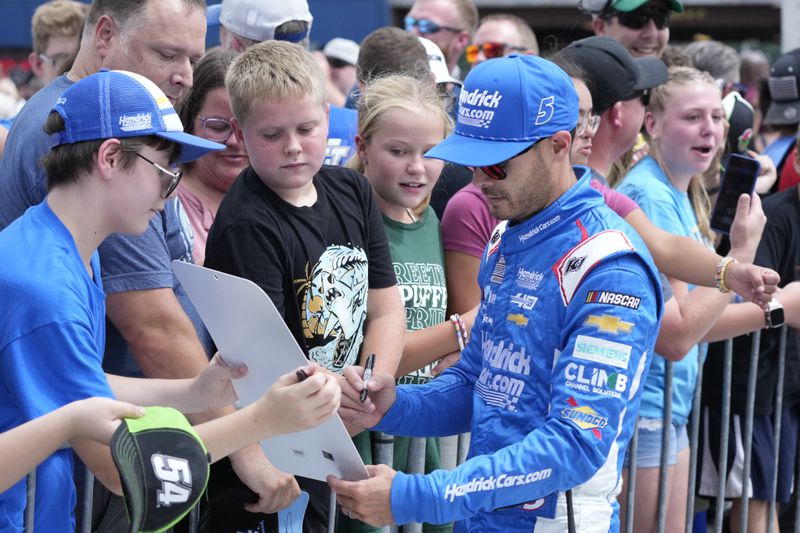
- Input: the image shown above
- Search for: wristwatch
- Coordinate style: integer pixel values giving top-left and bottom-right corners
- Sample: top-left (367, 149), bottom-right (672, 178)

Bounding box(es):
top-left (764, 299), bottom-right (785, 329)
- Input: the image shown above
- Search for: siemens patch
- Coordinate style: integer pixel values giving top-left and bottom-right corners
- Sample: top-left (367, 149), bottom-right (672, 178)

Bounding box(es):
top-left (573, 335), bottom-right (632, 369)
top-left (585, 290), bottom-right (641, 310)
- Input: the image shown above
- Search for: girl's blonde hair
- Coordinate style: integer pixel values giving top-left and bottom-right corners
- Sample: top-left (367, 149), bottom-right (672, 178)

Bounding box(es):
top-left (647, 66), bottom-right (721, 242)
top-left (347, 75), bottom-right (453, 216)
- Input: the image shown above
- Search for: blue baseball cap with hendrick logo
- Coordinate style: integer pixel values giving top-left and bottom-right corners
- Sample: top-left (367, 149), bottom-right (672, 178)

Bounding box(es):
top-left (50, 69), bottom-right (224, 164)
top-left (426, 54), bottom-right (578, 167)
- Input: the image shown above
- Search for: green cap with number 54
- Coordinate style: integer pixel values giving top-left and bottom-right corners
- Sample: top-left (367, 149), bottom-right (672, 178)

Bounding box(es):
top-left (110, 406), bottom-right (210, 533)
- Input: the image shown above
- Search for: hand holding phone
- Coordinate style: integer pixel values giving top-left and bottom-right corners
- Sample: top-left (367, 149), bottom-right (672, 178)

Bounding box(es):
top-left (710, 154), bottom-right (760, 235)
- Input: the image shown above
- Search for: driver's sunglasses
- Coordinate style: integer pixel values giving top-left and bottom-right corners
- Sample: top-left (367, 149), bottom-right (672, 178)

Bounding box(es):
top-left (465, 42), bottom-right (527, 64)
top-left (604, 7), bottom-right (672, 30)
top-left (404, 16), bottom-right (463, 35)
top-left (465, 143), bottom-right (536, 181)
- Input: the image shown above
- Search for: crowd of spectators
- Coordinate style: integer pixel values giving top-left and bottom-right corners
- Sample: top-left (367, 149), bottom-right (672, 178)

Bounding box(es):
top-left (0, 1), bottom-right (798, 532)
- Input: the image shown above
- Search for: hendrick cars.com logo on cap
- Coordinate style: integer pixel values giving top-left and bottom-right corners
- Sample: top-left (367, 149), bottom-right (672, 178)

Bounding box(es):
top-left (458, 88), bottom-right (503, 129)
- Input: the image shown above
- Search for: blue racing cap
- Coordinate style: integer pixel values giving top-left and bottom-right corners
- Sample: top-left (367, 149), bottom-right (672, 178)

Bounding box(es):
top-left (50, 70), bottom-right (224, 164)
top-left (426, 54), bottom-right (579, 167)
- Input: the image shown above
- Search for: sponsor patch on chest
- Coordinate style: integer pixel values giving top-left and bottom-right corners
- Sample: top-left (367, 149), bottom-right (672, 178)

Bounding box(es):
top-left (553, 230), bottom-right (635, 305)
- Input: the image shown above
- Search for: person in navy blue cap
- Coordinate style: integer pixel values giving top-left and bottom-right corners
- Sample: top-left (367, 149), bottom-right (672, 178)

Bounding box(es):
top-left (330, 54), bottom-right (663, 532)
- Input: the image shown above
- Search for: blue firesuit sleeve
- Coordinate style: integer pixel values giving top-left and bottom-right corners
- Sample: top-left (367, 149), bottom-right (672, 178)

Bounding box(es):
top-left (374, 300), bottom-right (490, 437)
top-left (386, 254), bottom-right (661, 525)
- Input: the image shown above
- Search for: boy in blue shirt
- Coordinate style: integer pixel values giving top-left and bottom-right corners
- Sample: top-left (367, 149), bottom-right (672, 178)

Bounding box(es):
top-left (0, 69), bottom-right (341, 531)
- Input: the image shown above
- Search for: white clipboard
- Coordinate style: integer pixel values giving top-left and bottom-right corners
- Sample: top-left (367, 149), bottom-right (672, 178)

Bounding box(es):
top-left (172, 260), bottom-right (369, 482)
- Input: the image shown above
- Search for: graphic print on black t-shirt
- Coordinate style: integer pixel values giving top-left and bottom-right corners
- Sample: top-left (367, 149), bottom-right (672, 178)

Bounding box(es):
top-left (297, 244), bottom-right (368, 372)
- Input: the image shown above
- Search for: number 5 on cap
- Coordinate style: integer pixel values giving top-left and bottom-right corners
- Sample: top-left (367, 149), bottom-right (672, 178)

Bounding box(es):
top-left (536, 96), bottom-right (555, 125)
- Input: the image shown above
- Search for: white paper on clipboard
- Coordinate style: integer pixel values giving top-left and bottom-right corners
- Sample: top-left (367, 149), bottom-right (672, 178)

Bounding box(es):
top-left (172, 260), bottom-right (368, 482)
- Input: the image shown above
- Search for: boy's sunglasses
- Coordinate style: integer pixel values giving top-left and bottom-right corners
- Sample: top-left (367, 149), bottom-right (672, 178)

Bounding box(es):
top-left (604, 7), bottom-right (672, 30)
top-left (465, 144), bottom-right (535, 181)
top-left (465, 42), bottom-right (527, 64)
top-left (404, 16), bottom-right (463, 35)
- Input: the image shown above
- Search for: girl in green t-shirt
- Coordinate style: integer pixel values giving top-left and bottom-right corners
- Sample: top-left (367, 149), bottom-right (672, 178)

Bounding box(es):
top-left (345, 74), bottom-right (454, 533)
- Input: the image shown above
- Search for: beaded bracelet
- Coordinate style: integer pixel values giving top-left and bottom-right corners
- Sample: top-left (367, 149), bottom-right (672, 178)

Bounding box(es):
top-left (714, 256), bottom-right (737, 293)
top-left (450, 314), bottom-right (467, 352)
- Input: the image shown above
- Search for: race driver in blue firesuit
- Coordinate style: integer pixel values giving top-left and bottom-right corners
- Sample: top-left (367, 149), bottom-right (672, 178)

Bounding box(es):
top-left (328, 54), bottom-right (664, 532)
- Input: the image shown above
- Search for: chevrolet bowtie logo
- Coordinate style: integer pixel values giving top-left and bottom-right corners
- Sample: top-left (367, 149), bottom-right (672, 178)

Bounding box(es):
top-left (584, 314), bottom-right (634, 335)
top-left (507, 313), bottom-right (529, 327)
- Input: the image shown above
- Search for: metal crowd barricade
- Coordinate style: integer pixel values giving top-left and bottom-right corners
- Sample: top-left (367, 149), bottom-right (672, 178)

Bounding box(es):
top-left (26, 326), bottom-right (792, 533)
top-left (767, 326), bottom-right (787, 533)
top-left (373, 430), bottom-right (396, 533)
top-left (24, 471), bottom-right (35, 533)
top-left (738, 329), bottom-right (762, 531)
top-left (657, 361), bottom-right (674, 533)
top-left (685, 351), bottom-right (704, 533)
top-left (624, 422), bottom-right (639, 533)
top-left (404, 438), bottom-right (427, 533)
top-left (80, 470), bottom-right (94, 533)
top-left (714, 339), bottom-right (734, 533)
top-left (618, 326), bottom-right (793, 533)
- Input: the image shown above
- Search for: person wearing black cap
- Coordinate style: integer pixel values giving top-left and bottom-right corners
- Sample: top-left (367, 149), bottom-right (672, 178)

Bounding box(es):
top-left (761, 49), bottom-right (800, 184)
top-left (561, 35), bottom-right (666, 181)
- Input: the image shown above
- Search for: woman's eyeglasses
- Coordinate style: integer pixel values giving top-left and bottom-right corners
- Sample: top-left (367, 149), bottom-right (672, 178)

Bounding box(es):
top-left (136, 153), bottom-right (183, 198)
top-left (577, 113), bottom-right (602, 135)
top-left (465, 42), bottom-right (527, 64)
top-left (603, 6), bottom-right (671, 30)
top-left (199, 116), bottom-right (234, 143)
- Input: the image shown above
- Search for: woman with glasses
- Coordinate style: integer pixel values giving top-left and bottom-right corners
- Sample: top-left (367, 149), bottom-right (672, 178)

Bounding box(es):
top-left (176, 49), bottom-right (248, 265)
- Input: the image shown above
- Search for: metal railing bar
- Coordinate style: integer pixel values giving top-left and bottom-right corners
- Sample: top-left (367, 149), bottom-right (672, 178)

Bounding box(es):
top-left (767, 326), bottom-right (788, 533)
top-left (715, 339), bottom-right (734, 533)
top-left (657, 361), bottom-right (674, 533)
top-left (738, 329), bottom-right (761, 532)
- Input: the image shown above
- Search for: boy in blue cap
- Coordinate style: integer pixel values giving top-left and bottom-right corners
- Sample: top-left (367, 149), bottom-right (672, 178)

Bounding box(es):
top-left (0, 69), bottom-right (342, 532)
top-left (330, 54), bottom-right (663, 532)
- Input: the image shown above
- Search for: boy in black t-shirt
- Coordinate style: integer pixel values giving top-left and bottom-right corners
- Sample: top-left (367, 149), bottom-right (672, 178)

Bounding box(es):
top-left (204, 41), bottom-right (405, 533)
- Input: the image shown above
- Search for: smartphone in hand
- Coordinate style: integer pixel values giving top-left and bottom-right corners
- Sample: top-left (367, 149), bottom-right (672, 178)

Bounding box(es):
top-left (710, 154), bottom-right (760, 234)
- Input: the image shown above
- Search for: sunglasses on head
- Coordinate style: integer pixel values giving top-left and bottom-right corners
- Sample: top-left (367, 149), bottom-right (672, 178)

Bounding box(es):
top-left (605, 6), bottom-right (671, 30)
top-left (465, 42), bottom-right (527, 64)
top-left (404, 16), bottom-right (463, 35)
top-left (465, 143), bottom-right (536, 181)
